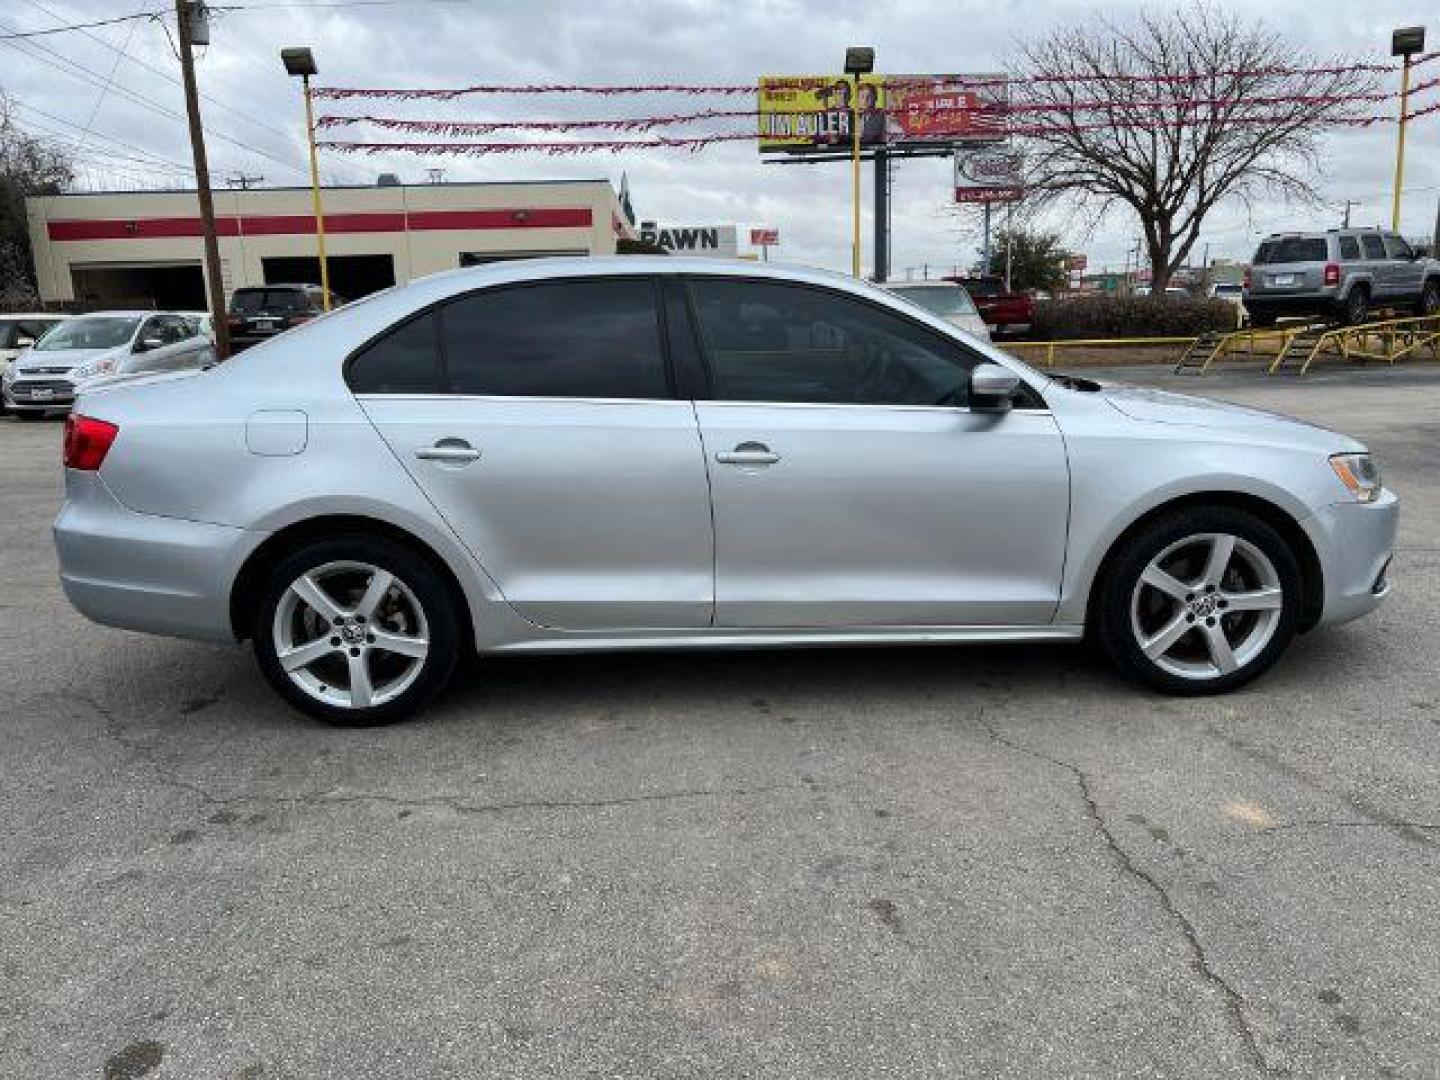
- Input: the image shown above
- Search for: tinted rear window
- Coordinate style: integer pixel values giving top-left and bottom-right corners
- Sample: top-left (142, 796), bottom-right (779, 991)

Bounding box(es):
top-left (439, 279), bottom-right (667, 399)
top-left (348, 313), bottom-right (440, 394)
top-left (231, 289), bottom-right (310, 314)
top-left (1254, 239), bottom-right (1327, 264)
top-left (958, 277), bottom-right (1002, 296)
top-left (1339, 235), bottom-right (1361, 260)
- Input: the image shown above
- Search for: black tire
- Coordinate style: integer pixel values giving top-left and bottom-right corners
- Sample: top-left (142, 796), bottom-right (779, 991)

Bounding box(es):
top-left (252, 534), bottom-right (462, 726)
top-left (1094, 506), bottom-right (1302, 696)
top-left (1339, 287), bottom-right (1368, 326)
top-left (1416, 280), bottom-right (1440, 318)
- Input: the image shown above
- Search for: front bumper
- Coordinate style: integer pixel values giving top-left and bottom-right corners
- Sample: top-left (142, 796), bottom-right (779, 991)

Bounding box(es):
top-left (1301, 489), bottom-right (1400, 627)
top-left (54, 471), bottom-right (263, 643)
top-left (4, 378), bottom-right (76, 412)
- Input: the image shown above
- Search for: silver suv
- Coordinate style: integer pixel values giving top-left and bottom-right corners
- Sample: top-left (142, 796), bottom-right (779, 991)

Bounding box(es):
top-left (1244, 228), bottom-right (1440, 327)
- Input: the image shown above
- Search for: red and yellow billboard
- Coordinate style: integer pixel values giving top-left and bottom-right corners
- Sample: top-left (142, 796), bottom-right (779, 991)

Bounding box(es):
top-left (757, 75), bottom-right (1007, 153)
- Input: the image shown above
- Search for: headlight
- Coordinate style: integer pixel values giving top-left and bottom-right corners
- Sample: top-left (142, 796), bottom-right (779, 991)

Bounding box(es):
top-left (1330, 453), bottom-right (1382, 503)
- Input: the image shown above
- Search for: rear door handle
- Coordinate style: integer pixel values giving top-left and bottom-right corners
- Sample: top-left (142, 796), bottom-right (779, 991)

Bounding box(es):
top-left (716, 441), bottom-right (779, 466)
top-left (416, 441), bottom-right (480, 464)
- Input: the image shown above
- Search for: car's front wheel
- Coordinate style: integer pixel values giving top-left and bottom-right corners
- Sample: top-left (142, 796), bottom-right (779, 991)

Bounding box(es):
top-left (1416, 280), bottom-right (1440, 317)
top-left (253, 535), bottom-right (462, 725)
top-left (1095, 507), bottom-right (1302, 695)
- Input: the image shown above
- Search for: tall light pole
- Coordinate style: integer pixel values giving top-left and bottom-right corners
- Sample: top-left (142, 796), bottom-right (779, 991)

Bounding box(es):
top-left (1390, 26), bottom-right (1426, 231)
top-left (844, 47), bottom-right (874, 279)
top-left (282, 46), bottom-right (331, 311)
top-left (175, 0), bottom-right (230, 360)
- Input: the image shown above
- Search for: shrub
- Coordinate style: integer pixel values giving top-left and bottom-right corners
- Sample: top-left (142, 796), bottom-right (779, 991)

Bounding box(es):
top-left (1031, 295), bottom-right (1240, 340)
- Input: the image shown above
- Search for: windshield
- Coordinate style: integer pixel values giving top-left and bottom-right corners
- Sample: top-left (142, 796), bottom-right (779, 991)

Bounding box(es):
top-left (958, 277), bottom-right (1003, 296)
top-left (34, 317), bottom-right (139, 351)
top-left (891, 286), bottom-right (979, 318)
top-left (1254, 238), bottom-right (1327, 264)
top-left (0, 321), bottom-right (55, 348)
top-left (231, 289), bottom-right (309, 314)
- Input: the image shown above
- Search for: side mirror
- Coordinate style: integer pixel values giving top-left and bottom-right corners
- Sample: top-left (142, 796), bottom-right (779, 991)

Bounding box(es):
top-left (970, 362), bottom-right (1021, 411)
top-left (134, 337), bottom-right (164, 353)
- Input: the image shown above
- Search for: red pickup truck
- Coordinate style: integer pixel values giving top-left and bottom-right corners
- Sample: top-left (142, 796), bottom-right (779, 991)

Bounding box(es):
top-left (955, 277), bottom-right (1034, 337)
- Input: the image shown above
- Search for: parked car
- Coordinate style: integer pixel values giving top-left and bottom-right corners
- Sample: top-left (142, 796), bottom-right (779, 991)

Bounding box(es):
top-left (227, 284), bottom-right (339, 350)
top-left (56, 258), bottom-right (1397, 725)
top-left (955, 276), bottom-right (1033, 336)
top-left (881, 281), bottom-right (992, 341)
top-left (1244, 228), bottom-right (1440, 327)
top-left (0, 313), bottom-right (70, 414)
top-left (1134, 285), bottom-right (1191, 299)
top-left (2, 312), bottom-right (211, 417)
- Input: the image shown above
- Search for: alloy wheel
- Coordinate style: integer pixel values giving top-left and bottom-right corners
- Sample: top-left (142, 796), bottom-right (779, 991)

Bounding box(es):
top-left (271, 560), bottom-right (430, 710)
top-left (1128, 532), bottom-right (1284, 681)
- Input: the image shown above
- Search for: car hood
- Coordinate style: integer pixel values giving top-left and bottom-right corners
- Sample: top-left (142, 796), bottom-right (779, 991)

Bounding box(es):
top-left (1099, 383), bottom-right (1364, 452)
top-left (14, 346), bottom-right (123, 374)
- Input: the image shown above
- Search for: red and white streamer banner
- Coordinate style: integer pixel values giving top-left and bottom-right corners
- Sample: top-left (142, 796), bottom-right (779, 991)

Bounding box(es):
top-left (316, 90), bottom-right (1406, 138)
top-left (312, 62), bottom-right (1402, 101)
top-left (318, 134), bottom-right (757, 155)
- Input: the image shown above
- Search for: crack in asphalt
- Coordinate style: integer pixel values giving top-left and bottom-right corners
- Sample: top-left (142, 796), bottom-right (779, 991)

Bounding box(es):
top-left (1261, 820), bottom-right (1440, 834)
top-left (979, 711), bottom-right (1284, 1079)
top-left (1211, 729), bottom-right (1437, 848)
top-left (56, 688), bottom-right (799, 820)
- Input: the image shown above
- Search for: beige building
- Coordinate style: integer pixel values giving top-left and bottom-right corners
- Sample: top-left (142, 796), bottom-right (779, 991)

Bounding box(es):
top-left (26, 179), bottom-right (636, 308)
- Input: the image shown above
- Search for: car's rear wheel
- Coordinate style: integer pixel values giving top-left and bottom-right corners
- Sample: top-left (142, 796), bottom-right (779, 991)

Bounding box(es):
top-left (1339, 287), bottom-right (1368, 326)
top-left (1095, 507), bottom-right (1302, 695)
top-left (253, 535), bottom-right (461, 725)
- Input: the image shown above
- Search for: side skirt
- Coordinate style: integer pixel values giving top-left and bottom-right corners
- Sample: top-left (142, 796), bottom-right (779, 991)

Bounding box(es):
top-left (483, 625), bottom-right (1086, 656)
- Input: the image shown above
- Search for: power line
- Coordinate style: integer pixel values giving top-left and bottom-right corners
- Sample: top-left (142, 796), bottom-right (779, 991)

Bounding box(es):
top-left (0, 14), bottom-right (309, 181)
top-left (0, 8), bottom-right (165, 40)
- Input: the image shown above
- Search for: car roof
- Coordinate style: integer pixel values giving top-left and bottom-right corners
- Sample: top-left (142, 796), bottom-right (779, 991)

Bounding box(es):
top-left (67, 310), bottom-right (156, 319)
top-left (0, 312), bottom-right (67, 320)
top-left (881, 280), bottom-right (966, 289)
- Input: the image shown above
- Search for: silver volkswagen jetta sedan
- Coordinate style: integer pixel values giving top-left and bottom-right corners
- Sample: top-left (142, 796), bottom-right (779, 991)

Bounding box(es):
top-left (54, 258), bottom-right (1397, 725)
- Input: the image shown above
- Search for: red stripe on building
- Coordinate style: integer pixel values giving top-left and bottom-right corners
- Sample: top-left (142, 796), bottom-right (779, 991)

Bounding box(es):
top-left (46, 207), bottom-right (593, 242)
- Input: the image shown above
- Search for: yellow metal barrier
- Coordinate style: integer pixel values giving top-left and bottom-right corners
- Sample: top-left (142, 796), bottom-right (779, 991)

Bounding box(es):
top-left (1003, 313), bottom-right (1440, 374)
top-left (1005, 336), bottom-right (1195, 367)
top-left (1267, 313), bottom-right (1440, 375)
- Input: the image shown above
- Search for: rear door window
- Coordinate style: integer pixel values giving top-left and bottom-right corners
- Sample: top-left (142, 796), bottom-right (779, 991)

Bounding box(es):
top-left (1360, 234), bottom-right (1387, 260)
top-left (439, 279), bottom-right (668, 399)
top-left (1338, 235), bottom-right (1361, 261)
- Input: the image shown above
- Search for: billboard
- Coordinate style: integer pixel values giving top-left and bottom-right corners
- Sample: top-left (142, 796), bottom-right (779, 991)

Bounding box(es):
top-left (954, 148), bottom-right (1024, 204)
top-left (757, 75), bottom-right (1006, 154)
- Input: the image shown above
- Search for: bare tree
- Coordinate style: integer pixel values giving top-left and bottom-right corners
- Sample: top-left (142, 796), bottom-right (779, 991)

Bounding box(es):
top-left (0, 91), bottom-right (73, 309)
top-left (1013, 4), bottom-right (1377, 291)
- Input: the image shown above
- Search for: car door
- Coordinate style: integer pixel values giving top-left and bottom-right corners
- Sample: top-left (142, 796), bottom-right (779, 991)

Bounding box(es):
top-left (1382, 234), bottom-right (1422, 300)
top-left (124, 316), bottom-right (174, 375)
top-left (1359, 233), bottom-right (1390, 299)
top-left (355, 276), bottom-right (715, 631)
top-left (683, 276), bottom-right (1070, 628)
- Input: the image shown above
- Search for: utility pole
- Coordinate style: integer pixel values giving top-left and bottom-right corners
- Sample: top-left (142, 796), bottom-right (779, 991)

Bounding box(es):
top-left (225, 173), bottom-right (264, 190)
top-left (175, 0), bottom-right (230, 360)
top-left (1341, 199), bottom-right (1356, 228)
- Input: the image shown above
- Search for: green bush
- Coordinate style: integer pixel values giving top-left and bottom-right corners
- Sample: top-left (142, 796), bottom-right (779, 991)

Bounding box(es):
top-left (1031, 295), bottom-right (1240, 340)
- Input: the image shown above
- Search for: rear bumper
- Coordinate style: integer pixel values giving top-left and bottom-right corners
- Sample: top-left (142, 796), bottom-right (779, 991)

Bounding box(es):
top-left (1302, 490), bottom-right (1399, 627)
top-left (54, 471), bottom-right (262, 643)
top-left (1244, 293), bottom-right (1340, 317)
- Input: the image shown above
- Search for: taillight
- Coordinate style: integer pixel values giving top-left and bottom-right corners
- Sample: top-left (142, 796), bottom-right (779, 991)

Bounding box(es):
top-left (1243, 269), bottom-right (1252, 290)
top-left (285, 312), bottom-right (315, 327)
top-left (1323, 262), bottom-right (1340, 287)
top-left (63, 414), bottom-right (119, 471)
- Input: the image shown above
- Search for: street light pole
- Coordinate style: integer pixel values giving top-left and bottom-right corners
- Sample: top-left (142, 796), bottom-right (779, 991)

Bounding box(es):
top-left (174, 0), bottom-right (230, 360)
top-left (844, 47), bottom-right (874, 279)
top-left (282, 47), bottom-right (331, 311)
top-left (1391, 26), bottom-right (1426, 231)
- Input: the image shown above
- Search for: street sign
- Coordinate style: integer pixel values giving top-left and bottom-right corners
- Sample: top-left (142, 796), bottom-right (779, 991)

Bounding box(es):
top-left (954, 148), bottom-right (1023, 203)
top-left (750, 227), bottom-right (780, 246)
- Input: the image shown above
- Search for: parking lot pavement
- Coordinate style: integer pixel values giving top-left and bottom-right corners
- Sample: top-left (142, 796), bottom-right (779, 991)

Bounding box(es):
top-left (2, 365), bottom-right (1437, 1079)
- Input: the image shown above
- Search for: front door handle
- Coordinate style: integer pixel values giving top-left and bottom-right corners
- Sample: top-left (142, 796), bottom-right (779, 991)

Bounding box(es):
top-left (416, 441), bottom-right (480, 464)
top-left (716, 441), bottom-right (779, 466)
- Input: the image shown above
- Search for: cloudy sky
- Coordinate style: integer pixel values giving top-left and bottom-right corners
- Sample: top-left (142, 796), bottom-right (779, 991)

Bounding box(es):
top-left (4, 0), bottom-right (1437, 277)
